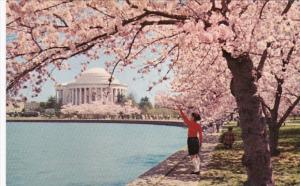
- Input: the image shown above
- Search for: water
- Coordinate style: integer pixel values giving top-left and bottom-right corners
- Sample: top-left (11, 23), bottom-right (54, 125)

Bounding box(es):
top-left (7, 122), bottom-right (186, 186)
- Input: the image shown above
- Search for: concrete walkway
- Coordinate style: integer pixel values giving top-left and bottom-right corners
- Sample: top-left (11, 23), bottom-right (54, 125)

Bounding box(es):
top-left (128, 133), bottom-right (220, 186)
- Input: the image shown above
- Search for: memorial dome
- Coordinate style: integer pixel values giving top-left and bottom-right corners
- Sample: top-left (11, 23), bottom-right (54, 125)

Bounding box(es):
top-left (72, 68), bottom-right (121, 85)
top-left (55, 67), bottom-right (127, 105)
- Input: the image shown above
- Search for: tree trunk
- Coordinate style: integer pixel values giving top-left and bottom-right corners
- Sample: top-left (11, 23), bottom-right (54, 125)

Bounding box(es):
top-left (268, 123), bottom-right (280, 156)
top-left (223, 50), bottom-right (274, 186)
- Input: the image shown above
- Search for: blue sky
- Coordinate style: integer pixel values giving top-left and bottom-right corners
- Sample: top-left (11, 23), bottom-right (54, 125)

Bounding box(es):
top-left (21, 52), bottom-right (172, 104)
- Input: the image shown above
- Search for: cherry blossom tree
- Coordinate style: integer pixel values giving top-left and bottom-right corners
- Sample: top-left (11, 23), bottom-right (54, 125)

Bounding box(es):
top-left (154, 62), bottom-right (236, 124)
top-left (6, 0), bottom-right (300, 185)
top-left (61, 101), bottom-right (141, 118)
top-left (256, 46), bottom-right (300, 156)
top-left (158, 32), bottom-right (300, 156)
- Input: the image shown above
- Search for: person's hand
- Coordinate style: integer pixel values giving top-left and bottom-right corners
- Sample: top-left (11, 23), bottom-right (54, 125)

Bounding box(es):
top-left (176, 105), bottom-right (182, 110)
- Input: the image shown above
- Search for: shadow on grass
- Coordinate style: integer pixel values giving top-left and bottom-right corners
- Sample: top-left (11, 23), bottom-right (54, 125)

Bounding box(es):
top-left (199, 124), bottom-right (300, 186)
top-left (198, 143), bottom-right (246, 185)
top-left (279, 126), bottom-right (300, 153)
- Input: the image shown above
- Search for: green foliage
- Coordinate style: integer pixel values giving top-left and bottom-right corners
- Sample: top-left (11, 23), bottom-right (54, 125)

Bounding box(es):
top-left (116, 93), bottom-right (126, 105)
top-left (139, 96), bottom-right (153, 112)
top-left (127, 93), bottom-right (138, 106)
top-left (46, 96), bottom-right (58, 108)
top-left (39, 102), bottom-right (47, 111)
top-left (39, 96), bottom-right (61, 112)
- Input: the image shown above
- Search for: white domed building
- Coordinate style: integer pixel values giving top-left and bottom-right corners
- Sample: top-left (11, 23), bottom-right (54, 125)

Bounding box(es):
top-left (55, 68), bottom-right (127, 105)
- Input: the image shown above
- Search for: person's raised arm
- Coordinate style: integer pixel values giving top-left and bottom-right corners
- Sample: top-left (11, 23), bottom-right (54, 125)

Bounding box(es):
top-left (176, 105), bottom-right (190, 126)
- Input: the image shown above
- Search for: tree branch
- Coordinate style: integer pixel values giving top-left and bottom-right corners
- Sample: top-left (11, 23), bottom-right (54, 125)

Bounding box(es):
top-left (259, 0), bottom-right (270, 19)
top-left (140, 19), bottom-right (181, 27)
top-left (131, 31), bottom-right (183, 60)
top-left (281, 0), bottom-right (295, 15)
top-left (86, 4), bottom-right (115, 18)
top-left (148, 45), bottom-right (180, 92)
top-left (34, 0), bottom-right (74, 13)
top-left (193, 0), bottom-right (203, 7)
top-left (270, 41), bottom-right (295, 120)
top-left (108, 26), bottom-right (144, 87)
top-left (30, 29), bottom-right (42, 51)
top-left (8, 12), bottom-right (181, 92)
top-left (272, 75), bottom-right (284, 121)
top-left (141, 44), bottom-right (179, 73)
top-left (278, 95), bottom-right (300, 126)
top-left (259, 96), bottom-right (272, 114)
top-left (282, 40), bottom-right (295, 67)
top-left (125, 0), bottom-right (138, 9)
top-left (7, 39), bottom-right (99, 92)
top-left (256, 42), bottom-right (271, 79)
top-left (7, 53), bottom-right (55, 91)
top-left (123, 9), bottom-right (188, 27)
top-left (6, 17), bottom-right (21, 26)
top-left (144, 9), bottom-right (189, 21)
top-left (53, 13), bottom-right (68, 27)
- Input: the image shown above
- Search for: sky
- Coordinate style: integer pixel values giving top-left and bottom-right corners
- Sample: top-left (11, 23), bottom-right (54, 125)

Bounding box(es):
top-left (21, 51), bottom-right (172, 104)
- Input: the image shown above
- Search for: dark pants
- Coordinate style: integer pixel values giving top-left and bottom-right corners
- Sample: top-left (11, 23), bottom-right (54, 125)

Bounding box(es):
top-left (187, 137), bottom-right (199, 155)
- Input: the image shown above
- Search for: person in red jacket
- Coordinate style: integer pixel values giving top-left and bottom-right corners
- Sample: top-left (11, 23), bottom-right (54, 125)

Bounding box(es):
top-left (177, 105), bottom-right (203, 174)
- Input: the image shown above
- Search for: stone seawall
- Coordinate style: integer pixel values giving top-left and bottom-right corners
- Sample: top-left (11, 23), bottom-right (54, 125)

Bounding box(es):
top-left (128, 133), bottom-right (220, 186)
top-left (7, 119), bottom-right (185, 127)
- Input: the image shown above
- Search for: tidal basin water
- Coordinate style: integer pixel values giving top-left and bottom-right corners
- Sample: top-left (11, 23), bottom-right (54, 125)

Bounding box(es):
top-left (7, 122), bottom-right (186, 186)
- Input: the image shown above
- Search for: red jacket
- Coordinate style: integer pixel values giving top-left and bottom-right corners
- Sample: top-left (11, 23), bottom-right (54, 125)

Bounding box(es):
top-left (179, 109), bottom-right (203, 143)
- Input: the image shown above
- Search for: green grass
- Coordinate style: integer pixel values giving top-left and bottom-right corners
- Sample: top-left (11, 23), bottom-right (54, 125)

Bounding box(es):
top-left (198, 122), bottom-right (300, 186)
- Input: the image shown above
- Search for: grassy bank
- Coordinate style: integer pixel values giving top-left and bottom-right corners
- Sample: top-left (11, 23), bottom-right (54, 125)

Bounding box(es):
top-left (198, 123), bottom-right (300, 186)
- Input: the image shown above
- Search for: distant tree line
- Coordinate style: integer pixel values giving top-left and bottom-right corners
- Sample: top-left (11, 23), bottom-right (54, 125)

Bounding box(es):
top-left (39, 96), bottom-right (62, 112)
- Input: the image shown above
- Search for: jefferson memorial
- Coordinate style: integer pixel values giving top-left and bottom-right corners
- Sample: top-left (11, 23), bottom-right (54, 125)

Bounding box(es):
top-left (55, 68), bottom-right (128, 105)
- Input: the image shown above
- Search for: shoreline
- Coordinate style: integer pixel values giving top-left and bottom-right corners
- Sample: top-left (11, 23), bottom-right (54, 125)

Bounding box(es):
top-left (128, 133), bottom-right (220, 186)
top-left (6, 119), bottom-right (185, 127)
top-left (127, 149), bottom-right (188, 186)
